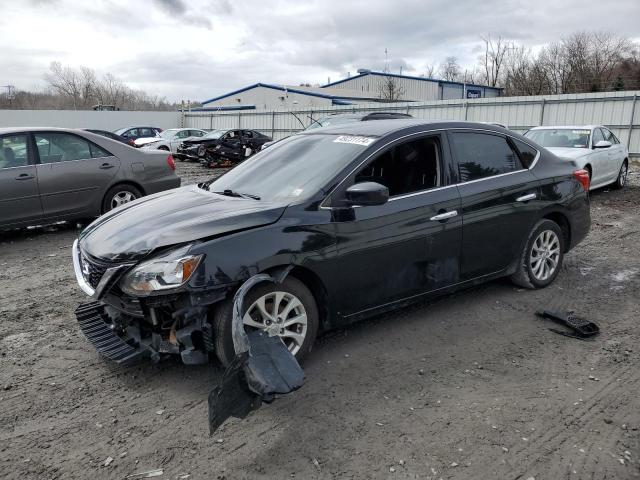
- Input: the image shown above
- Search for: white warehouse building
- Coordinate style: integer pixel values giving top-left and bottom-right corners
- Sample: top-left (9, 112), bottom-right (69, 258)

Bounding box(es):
top-left (198, 70), bottom-right (503, 112)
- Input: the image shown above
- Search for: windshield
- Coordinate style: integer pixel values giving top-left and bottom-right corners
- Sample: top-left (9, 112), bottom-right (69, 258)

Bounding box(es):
top-left (305, 115), bottom-right (360, 131)
top-left (203, 130), bottom-right (225, 139)
top-left (159, 129), bottom-right (179, 139)
top-left (525, 128), bottom-right (591, 148)
top-left (204, 133), bottom-right (376, 202)
top-left (113, 128), bottom-right (128, 135)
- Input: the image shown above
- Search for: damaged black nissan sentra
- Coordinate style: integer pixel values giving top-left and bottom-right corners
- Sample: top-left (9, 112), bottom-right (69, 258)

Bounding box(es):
top-left (72, 120), bottom-right (590, 367)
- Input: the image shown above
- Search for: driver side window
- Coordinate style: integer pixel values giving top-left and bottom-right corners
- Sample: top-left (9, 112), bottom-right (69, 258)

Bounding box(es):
top-left (354, 136), bottom-right (441, 197)
top-left (592, 128), bottom-right (604, 147)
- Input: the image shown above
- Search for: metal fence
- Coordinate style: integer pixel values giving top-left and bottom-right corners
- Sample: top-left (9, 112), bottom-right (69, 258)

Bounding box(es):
top-left (184, 91), bottom-right (640, 159)
top-left (0, 109), bottom-right (181, 131)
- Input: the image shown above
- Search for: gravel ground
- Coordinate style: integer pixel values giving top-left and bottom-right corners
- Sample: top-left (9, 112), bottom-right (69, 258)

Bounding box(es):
top-left (1, 162), bottom-right (639, 480)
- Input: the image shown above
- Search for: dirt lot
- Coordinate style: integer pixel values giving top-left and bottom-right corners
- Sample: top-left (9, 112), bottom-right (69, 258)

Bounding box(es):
top-left (1, 162), bottom-right (639, 480)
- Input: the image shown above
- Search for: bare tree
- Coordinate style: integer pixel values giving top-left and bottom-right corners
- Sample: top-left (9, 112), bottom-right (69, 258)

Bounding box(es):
top-left (376, 67), bottom-right (406, 102)
top-left (479, 35), bottom-right (510, 87)
top-left (439, 57), bottom-right (460, 82)
top-left (424, 63), bottom-right (437, 78)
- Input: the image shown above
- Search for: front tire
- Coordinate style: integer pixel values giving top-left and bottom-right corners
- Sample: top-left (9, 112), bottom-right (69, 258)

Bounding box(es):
top-left (510, 219), bottom-right (565, 289)
top-left (612, 160), bottom-right (628, 189)
top-left (102, 185), bottom-right (142, 213)
top-left (212, 276), bottom-right (319, 366)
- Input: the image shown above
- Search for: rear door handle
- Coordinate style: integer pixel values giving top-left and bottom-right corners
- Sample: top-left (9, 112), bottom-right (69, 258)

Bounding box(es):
top-left (516, 193), bottom-right (537, 202)
top-left (15, 173), bottom-right (35, 180)
top-left (430, 210), bottom-right (458, 221)
top-left (99, 163), bottom-right (114, 169)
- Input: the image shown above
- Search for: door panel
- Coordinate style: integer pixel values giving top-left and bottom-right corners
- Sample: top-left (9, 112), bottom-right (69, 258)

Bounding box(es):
top-left (329, 133), bottom-right (462, 316)
top-left (0, 133), bottom-right (42, 226)
top-left (457, 171), bottom-right (540, 279)
top-left (0, 166), bottom-right (42, 225)
top-left (34, 132), bottom-right (121, 217)
top-left (448, 130), bottom-right (541, 280)
top-left (332, 188), bottom-right (462, 316)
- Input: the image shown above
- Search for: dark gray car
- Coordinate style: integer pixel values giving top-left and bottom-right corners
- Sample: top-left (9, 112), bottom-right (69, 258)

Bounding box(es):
top-left (0, 127), bottom-right (181, 229)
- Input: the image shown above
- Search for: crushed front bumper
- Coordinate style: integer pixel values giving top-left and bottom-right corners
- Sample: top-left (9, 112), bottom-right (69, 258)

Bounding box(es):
top-left (75, 302), bottom-right (148, 365)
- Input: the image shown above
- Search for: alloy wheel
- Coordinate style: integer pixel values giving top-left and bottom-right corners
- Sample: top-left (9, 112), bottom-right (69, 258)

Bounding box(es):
top-left (110, 191), bottom-right (137, 209)
top-left (619, 163), bottom-right (628, 187)
top-left (529, 230), bottom-right (560, 281)
top-left (243, 291), bottom-right (308, 355)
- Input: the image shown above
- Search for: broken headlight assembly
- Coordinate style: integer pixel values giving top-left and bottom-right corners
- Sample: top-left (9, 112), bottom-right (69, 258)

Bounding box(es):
top-left (119, 245), bottom-right (203, 296)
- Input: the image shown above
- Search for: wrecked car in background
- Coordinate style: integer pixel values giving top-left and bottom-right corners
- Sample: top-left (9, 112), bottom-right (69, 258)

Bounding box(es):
top-left (72, 120), bottom-right (591, 367)
top-left (174, 129), bottom-right (271, 166)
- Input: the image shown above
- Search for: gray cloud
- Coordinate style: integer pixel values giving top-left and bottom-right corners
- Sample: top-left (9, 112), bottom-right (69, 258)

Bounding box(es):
top-left (152, 0), bottom-right (213, 29)
top-left (2, 0), bottom-right (639, 101)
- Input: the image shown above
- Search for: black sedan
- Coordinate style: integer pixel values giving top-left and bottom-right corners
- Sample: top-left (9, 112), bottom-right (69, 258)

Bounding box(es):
top-left (72, 120), bottom-right (590, 367)
top-left (174, 128), bottom-right (271, 165)
top-left (84, 129), bottom-right (135, 147)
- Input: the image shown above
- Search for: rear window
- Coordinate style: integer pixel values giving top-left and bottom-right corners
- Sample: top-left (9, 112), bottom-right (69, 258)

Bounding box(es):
top-left (450, 132), bottom-right (523, 182)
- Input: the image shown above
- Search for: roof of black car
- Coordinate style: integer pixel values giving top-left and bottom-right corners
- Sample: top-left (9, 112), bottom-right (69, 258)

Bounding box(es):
top-left (300, 119), bottom-right (508, 137)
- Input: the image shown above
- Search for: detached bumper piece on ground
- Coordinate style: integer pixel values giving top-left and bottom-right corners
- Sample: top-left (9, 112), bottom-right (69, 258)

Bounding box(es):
top-left (536, 310), bottom-right (600, 339)
top-left (208, 273), bottom-right (305, 435)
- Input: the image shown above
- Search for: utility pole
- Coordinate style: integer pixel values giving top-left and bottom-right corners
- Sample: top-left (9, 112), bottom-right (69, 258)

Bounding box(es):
top-left (1, 85), bottom-right (15, 107)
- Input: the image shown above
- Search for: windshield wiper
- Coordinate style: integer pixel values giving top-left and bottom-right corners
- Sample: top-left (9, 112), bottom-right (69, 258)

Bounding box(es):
top-left (213, 189), bottom-right (261, 201)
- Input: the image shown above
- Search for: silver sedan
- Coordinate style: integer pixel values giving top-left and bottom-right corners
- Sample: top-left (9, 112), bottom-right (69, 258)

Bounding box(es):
top-left (0, 127), bottom-right (181, 229)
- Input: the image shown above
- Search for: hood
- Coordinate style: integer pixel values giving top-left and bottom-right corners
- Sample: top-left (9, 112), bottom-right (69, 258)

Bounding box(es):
top-left (545, 147), bottom-right (591, 160)
top-left (135, 136), bottom-right (162, 146)
top-left (79, 185), bottom-right (288, 261)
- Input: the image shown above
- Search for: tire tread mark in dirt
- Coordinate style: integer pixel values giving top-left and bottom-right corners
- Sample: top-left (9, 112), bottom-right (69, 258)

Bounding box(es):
top-left (505, 364), bottom-right (637, 477)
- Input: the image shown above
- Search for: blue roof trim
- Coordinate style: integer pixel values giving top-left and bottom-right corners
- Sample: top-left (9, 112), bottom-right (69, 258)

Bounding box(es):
top-left (202, 83), bottom-right (370, 105)
top-left (191, 105), bottom-right (256, 112)
top-left (322, 71), bottom-right (503, 91)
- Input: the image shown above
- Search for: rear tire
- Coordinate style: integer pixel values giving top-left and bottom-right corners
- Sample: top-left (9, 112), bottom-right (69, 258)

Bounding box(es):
top-left (101, 184), bottom-right (142, 213)
top-left (612, 160), bottom-right (628, 189)
top-left (510, 219), bottom-right (565, 289)
top-left (212, 276), bottom-right (319, 366)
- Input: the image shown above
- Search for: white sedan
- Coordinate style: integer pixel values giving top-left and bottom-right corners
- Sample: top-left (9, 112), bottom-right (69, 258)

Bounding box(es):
top-left (135, 128), bottom-right (207, 153)
top-left (525, 125), bottom-right (628, 190)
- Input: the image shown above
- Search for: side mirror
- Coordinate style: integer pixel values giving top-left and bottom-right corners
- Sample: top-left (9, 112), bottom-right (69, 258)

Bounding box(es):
top-left (593, 140), bottom-right (612, 149)
top-left (345, 182), bottom-right (389, 206)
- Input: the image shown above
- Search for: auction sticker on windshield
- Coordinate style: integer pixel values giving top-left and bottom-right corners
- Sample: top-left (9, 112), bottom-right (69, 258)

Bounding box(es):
top-left (333, 135), bottom-right (376, 146)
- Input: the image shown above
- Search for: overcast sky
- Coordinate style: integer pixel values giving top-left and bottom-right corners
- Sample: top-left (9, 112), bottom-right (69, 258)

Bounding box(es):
top-left (2, 0), bottom-right (639, 102)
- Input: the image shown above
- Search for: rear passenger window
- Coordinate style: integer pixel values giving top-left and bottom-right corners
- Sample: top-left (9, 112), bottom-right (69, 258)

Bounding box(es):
top-left (450, 132), bottom-right (523, 182)
top-left (89, 143), bottom-right (111, 158)
top-left (354, 136), bottom-right (441, 197)
top-left (512, 139), bottom-right (538, 168)
top-left (35, 133), bottom-right (93, 163)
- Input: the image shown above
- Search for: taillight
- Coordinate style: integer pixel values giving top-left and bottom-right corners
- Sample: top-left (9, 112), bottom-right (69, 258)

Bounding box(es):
top-left (573, 169), bottom-right (590, 191)
top-left (128, 139), bottom-right (135, 146)
top-left (167, 154), bottom-right (176, 171)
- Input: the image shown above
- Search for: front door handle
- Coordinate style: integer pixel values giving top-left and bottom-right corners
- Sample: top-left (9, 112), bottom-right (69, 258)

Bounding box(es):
top-left (516, 193), bottom-right (537, 202)
top-left (430, 210), bottom-right (458, 221)
top-left (15, 173), bottom-right (35, 180)
top-left (99, 163), bottom-right (114, 169)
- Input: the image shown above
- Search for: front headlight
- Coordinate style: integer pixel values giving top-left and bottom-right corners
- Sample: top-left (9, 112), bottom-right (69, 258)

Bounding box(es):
top-left (119, 245), bottom-right (204, 296)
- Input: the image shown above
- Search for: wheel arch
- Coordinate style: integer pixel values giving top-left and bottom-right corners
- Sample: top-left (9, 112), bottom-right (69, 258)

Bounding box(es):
top-left (541, 210), bottom-right (571, 253)
top-left (264, 264), bottom-right (331, 331)
top-left (102, 180), bottom-right (146, 213)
